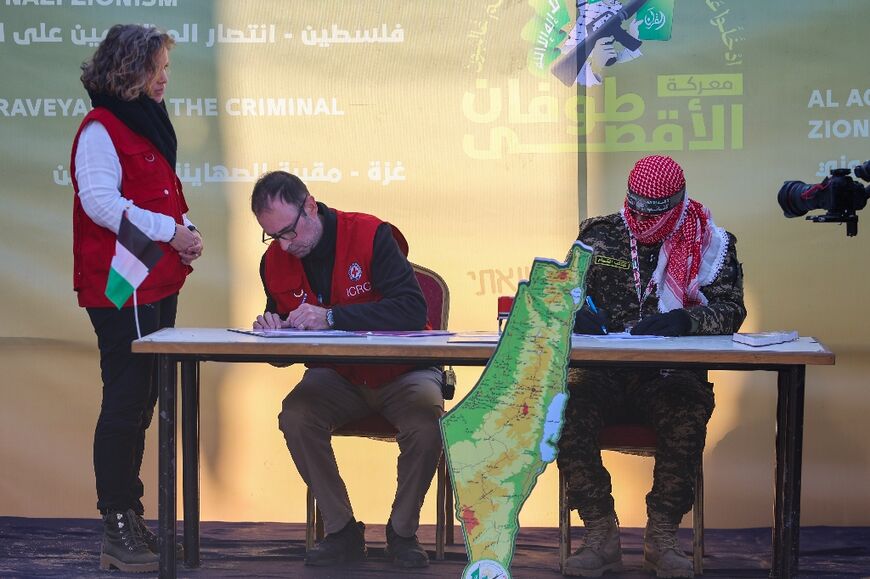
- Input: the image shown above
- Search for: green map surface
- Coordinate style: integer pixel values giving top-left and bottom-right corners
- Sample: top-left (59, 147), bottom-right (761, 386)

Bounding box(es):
top-left (441, 242), bottom-right (593, 579)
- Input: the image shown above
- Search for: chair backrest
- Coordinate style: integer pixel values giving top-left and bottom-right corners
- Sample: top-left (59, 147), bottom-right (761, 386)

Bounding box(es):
top-left (334, 263), bottom-right (450, 439)
top-left (412, 262), bottom-right (449, 331)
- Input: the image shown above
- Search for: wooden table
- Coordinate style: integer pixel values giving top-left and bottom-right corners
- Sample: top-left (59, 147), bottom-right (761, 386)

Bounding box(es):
top-left (133, 328), bottom-right (834, 578)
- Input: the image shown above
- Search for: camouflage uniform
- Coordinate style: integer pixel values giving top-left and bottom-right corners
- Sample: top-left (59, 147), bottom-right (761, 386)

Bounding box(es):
top-left (557, 213), bottom-right (746, 524)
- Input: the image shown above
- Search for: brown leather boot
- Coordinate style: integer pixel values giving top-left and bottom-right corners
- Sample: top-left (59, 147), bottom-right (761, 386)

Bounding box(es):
top-left (134, 513), bottom-right (184, 559)
top-left (643, 514), bottom-right (693, 578)
top-left (563, 512), bottom-right (622, 577)
top-left (99, 509), bottom-right (158, 573)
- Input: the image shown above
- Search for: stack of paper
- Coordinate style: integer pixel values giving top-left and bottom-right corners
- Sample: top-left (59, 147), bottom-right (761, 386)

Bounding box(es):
top-left (732, 331), bottom-right (799, 347)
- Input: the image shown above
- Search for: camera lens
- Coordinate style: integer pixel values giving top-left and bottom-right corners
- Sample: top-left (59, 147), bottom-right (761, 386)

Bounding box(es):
top-left (778, 181), bottom-right (816, 217)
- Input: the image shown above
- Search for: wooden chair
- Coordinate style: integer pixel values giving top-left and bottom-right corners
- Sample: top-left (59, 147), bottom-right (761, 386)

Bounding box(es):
top-left (305, 263), bottom-right (455, 560)
top-left (559, 423), bottom-right (705, 574)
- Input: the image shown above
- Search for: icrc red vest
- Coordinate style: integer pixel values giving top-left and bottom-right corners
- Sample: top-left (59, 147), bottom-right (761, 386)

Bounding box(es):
top-left (71, 108), bottom-right (190, 308)
top-left (263, 210), bottom-right (414, 387)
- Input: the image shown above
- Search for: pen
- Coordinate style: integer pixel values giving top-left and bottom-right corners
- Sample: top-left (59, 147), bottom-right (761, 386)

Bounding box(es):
top-left (585, 296), bottom-right (608, 335)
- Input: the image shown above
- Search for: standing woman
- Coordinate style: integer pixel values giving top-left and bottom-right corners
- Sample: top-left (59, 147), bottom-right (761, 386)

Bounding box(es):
top-left (71, 24), bottom-right (202, 573)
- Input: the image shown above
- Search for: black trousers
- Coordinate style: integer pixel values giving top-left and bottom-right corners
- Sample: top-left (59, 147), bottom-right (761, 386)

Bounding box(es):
top-left (86, 294), bottom-right (178, 515)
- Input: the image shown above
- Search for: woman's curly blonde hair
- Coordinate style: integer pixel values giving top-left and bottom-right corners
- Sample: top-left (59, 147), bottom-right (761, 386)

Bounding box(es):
top-left (80, 24), bottom-right (175, 101)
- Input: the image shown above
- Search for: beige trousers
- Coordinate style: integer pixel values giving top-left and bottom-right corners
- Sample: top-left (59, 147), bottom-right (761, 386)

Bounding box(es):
top-left (278, 367), bottom-right (444, 536)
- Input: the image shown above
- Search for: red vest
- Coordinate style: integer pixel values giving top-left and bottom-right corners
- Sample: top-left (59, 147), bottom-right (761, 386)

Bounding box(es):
top-left (263, 210), bottom-right (414, 387)
top-left (71, 108), bottom-right (190, 308)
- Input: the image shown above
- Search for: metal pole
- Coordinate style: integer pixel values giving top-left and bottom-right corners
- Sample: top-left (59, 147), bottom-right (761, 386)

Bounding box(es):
top-left (181, 360), bottom-right (200, 567)
top-left (158, 355), bottom-right (177, 578)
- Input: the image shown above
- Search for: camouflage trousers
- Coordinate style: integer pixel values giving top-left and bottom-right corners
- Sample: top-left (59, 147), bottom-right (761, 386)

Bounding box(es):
top-left (557, 367), bottom-right (714, 525)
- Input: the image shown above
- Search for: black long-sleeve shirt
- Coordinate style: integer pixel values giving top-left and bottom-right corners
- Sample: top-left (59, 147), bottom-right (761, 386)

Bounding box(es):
top-left (259, 202), bottom-right (427, 330)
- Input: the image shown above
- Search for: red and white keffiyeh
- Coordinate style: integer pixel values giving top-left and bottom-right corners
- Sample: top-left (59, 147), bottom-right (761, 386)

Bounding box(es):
top-left (621, 155), bottom-right (729, 312)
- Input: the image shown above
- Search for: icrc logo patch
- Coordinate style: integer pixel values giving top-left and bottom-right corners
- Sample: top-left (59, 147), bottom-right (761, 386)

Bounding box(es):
top-left (348, 262), bottom-right (363, 281)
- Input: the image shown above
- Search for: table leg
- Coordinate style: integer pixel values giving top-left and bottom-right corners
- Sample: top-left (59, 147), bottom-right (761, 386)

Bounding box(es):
top-left (158, 355), bottom-right (177, 579)
top-left (771, 365), bottom-right (805, 579)
top-left (559, 468), bottom-right (570, 573)
top-left (435, 454), bottom-right (445, 560)
top-left (446, 472), bottom-right (454, 545)
top-left (181, 360), bottom-right (200, 567)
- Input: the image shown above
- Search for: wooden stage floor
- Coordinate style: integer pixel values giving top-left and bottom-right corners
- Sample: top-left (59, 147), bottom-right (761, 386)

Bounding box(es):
top-left (1, 518), bottom-right (868, 577)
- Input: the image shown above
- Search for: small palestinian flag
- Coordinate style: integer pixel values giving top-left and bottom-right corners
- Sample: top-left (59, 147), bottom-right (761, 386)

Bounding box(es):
top-left (104, 212), bottom-right (164, 309)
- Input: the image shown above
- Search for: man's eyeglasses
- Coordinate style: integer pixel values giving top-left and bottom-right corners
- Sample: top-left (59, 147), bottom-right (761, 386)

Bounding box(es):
top-left (261, 193), bottom-right (309, 244)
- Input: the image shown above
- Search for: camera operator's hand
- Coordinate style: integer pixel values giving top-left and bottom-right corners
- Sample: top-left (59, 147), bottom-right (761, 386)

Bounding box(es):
top-left (573, 305), bottom-right (609, 335)
top-left (630, 309), bottom-right (692, 337)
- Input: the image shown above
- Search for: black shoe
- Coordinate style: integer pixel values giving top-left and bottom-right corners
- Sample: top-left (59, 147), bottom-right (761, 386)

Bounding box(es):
top-left (99, 509), bottom-right (158, 573)
top-left (385, 520), bottom-right (429, 568)
top-left (304, 519), bottom-right (367, 567)
top-left (134, 513), bottom-right (185, 560)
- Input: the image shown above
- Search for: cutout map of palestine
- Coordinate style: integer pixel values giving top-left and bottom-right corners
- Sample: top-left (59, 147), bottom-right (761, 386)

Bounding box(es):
top-left (441, 242), bottom-right (593, 579)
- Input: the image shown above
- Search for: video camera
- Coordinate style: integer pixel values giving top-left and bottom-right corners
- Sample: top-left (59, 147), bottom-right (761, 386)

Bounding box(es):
top-left (777, 160), bottom-right (870, 237)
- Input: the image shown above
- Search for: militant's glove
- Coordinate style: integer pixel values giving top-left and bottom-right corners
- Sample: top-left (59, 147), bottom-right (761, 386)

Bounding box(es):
top-left (573, 305), bottom-right (609, 335)
top-left (630, 309), bottom-right (692, 337)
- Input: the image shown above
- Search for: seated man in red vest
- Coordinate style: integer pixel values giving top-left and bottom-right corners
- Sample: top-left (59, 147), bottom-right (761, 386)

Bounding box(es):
top-left (250, 171), bottom-right (443, 569)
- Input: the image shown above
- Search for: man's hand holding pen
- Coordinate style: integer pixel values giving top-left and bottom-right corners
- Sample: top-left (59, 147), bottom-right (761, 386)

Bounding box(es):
top-left (253, 304), bottom-right (330, 331)
top-left (573, 296), bottom-right (609, 335)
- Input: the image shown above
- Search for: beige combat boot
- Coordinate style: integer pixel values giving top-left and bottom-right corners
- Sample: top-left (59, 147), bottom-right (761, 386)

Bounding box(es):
top-left (643, 515), bottom-right (693, 578)
top-left (563, 512), bottom-right (622, 577)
